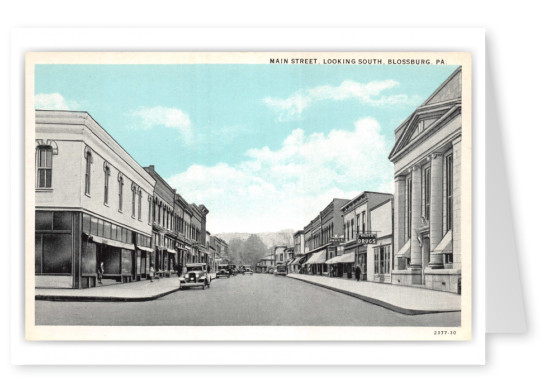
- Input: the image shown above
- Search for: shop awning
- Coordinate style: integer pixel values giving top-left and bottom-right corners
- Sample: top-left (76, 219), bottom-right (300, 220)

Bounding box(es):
top-left (304, 251), bottom-right (326, 265)
top-left (290, 256), bottom-right (304, 265)
top-left (326, 252), bottom-right (355, 264)
top-left (88, 235), bottom-right (135, 251)
top-left (136, 246), bottom-right (153, 253)
top-left (396, 239), bottom-right (411, 258)
top-left (166, 248), bottom-right (176, 254)
top-left (432, 230), bottom-right (453, 254)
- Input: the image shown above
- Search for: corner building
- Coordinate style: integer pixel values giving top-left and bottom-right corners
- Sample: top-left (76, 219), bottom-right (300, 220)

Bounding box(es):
top-left (35, 110), bottom-right (155, 288)
top-left (388, 67), bottom-right (463, 293)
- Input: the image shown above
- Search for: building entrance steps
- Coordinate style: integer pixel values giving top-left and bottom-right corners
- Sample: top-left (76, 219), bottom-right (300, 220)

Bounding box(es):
top-left (287, 274), bottom-right (461, 315)
top-left (35, 276), bottom-right (183, 302)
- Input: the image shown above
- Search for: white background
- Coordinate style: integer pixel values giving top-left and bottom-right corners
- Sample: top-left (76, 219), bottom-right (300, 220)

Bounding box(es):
top-left (2, 0), bottom-right (548, 389)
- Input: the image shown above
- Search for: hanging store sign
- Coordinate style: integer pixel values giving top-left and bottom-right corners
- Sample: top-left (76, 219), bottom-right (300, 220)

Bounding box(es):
top-left (358, 232), bottom-right (377, 244)
top-left (329, 236), bottom-right (344, 243)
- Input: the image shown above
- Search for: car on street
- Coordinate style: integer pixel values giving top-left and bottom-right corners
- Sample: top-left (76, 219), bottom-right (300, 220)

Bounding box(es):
top-left (216, 264), bottom-right (231, 278)
top-left (180, 263), bottom-right (211, 289)
top-left (274, 264), bottom-right (287, 276)
top-left (243, 265), bottom-right (253, 275)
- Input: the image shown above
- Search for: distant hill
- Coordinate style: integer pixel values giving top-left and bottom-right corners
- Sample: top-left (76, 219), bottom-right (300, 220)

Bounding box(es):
top-left (215, 229), bottom-right (294, 250)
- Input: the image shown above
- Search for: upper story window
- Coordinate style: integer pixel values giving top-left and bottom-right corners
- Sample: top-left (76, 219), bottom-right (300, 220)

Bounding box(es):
top-left (36, 146), bottom-right (53, 188)
top-left (103, 164), bottom-right (110, 205)
top-left (84, 151), bottom-right (92, 195)
top-left (362, 212), bottom-right (366, 233)
top-left (118, 173), bottom-right (124, 212)
top-left (138, 189), bottom-right (143, 220)
top-left (423, 166), bottom-right (431, 221)
top-left (131, 184), bottom-right (137, 218)
top-left (445, 153), bottom-right (454, 231)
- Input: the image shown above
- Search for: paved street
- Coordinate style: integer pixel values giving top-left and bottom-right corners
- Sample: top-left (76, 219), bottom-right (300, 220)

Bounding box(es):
top-left (35, 273), bottom-right (460, 326)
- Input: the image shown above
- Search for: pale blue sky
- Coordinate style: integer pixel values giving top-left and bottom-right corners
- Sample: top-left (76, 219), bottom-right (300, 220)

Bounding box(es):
top-left (35, 64), bottom-right (457, 233)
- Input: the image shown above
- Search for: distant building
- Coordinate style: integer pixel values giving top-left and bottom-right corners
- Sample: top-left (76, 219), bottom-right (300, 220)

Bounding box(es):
top-left (336, 191), bottom-right (393, 280)
top-left (302, 198), bottom-right (349, 276)
top-left (365, 199), bottom-right (393, 283)
top-left (143, 166), bottom-right (177, 276)
top-left (35, 110), bottom-right (156, 288)
top-left (255, 254), bottom-right (275, 273)
top-left (388, 67), bottom-right (462, 293)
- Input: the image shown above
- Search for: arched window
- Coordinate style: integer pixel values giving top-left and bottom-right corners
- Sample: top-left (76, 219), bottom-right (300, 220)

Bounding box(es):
top-left (85, 151), bottom-right (92, 195)
top-left (118, 173), bottom-right (124, 212)
top-left (36, 146), bottom-right (53, 188)
top-left (103, 164), bottom-right (110, 204)
top-left (138, 189), bottom-right (143, 220)
top-left (131, 184), bottom-right (137, 218)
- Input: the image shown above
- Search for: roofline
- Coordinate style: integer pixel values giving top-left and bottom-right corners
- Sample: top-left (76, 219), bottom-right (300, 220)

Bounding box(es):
top-left (391, 66), bottom-right (462, 136)
top-left (36, 109), bottom-right (157, 188)
top-left (340, 191), bottom-right (394, 211)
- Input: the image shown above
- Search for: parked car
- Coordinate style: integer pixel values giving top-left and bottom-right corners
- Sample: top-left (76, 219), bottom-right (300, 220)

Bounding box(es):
top-left (274, 264), bottom-right (287, 276)
top-left (216, 264), bottom-right (231, 278)
top-left (243, 265), bottom-right (253, 275)
top-left (179, 263), bottom-right (210, 290)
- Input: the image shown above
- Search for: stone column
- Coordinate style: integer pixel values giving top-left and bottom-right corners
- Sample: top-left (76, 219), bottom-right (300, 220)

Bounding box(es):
top-left (429, 153), bottom-right (444, 268)
top-left (393, 176), bottom-right (406, 270)
top-left (409, 165), bottom-right (422, 268)
top-left (452, 137), bottom-right (462, 268)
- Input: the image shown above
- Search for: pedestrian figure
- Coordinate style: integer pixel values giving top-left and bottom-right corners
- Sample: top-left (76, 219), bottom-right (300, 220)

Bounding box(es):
top-left (97, 262), bottom-right (104, 285)
top-left (355, 266), bottom-right (361, 282)
top-left (149, 266), bottom-right (155, 282)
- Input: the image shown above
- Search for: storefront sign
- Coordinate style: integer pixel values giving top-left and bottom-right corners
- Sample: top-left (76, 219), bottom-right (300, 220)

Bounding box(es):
top-left (329, 237), bottom-right (344, 243)
top-left (358, 232), bottom-right (377, 244)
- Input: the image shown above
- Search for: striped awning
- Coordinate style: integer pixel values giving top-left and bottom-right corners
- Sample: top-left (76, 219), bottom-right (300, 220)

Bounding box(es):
top-left (304, 251), bottom-right (326, 265)
top-left (432, 230), bottom-right (453, 254)
top-left (326, 252), bottom-right (355, 264)
top-left (396, 239), bottom-right (411, 258)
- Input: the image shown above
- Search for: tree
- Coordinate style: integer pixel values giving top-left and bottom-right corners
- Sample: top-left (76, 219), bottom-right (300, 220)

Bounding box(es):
top-left (228, 238), bottom-right (245, 264)
top-left (241, 234), bottom-right (268, 268)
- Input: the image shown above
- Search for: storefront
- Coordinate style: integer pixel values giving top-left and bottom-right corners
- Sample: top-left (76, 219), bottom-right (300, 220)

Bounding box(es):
top-left (35, 210), bottom-right (153, 289)
top-left (304, 250), bottom-right (327, 275)
top-left (326, 252), bottom-right (355, 278)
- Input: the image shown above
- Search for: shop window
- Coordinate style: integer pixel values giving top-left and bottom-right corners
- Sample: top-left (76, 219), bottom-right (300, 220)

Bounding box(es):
top-left (82, 214), bottom-right (91, 233)
top-left (111, 224), bottom-right (117, 240)
top-left (36, 146), bottom-right (53, 188)
top-left (116, 226), bottom-right (122, 242)
top-left (35, 235), bottom-right (42, 274)
top-left (36, 211), bottom-right (53, 231)
top-left (91, 217), bottom-right (98, 235)
top-left (81, 240), bottom-right (97, 274)
top-left (40, 233), bottom-right (72, 274)
top-left (53, 212), bottom-right (72, 231)
top-left (103, 222), bottom-right (112, 239)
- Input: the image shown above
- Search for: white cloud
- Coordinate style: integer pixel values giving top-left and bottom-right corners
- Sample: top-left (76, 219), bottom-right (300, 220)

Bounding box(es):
top-left (129, 106), bottom-right (192, 142)
top-left (263, 79), bottom-right (420, 120)
top-left (35, 93), bottom-right (80, 110)
top-left (167, 117), bottom-right (394, 233)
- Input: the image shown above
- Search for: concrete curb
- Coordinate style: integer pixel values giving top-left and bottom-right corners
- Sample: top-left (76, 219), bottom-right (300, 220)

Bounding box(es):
top-left (35, 287), bottom-right (182, 302)
top-left (287, 275), bottom-right (461, 315)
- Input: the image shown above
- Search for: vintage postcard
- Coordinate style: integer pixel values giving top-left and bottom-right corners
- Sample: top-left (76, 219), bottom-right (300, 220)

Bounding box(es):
top-left (25, 52), bottom-right (472, 341)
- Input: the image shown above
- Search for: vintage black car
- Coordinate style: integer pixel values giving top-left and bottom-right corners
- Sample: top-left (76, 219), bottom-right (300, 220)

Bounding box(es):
top-left (179, 263), bottom-right (211, 289)
top-left (216, 264), bottom-right (231, 278)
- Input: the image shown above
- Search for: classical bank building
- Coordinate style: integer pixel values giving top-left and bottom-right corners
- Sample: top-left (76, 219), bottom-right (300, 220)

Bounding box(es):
top-left (388, 67), bottom-right (463, 294)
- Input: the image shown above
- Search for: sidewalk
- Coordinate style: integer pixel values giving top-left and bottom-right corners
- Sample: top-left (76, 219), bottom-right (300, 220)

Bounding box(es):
top-left (287, 274), bottom-right (461, 315)
top-left (36, 277), bottom-right (182, 302)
